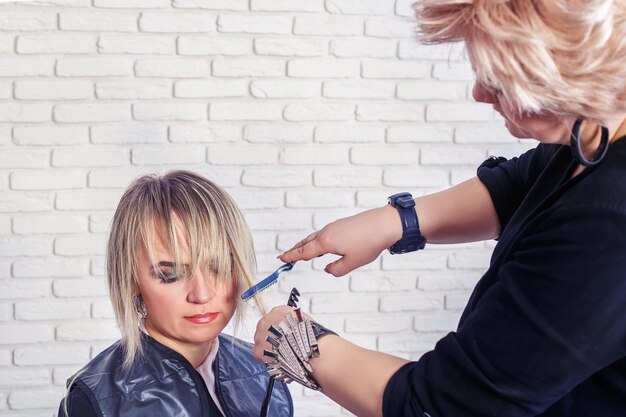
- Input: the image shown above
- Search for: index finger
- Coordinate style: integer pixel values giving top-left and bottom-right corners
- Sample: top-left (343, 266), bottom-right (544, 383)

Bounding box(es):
top-left (278, 232), bottom-right (324, 263)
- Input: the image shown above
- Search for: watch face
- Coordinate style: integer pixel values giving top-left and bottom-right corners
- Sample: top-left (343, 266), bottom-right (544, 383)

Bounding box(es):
top-left (397, 195), bottom-right (414, 208)
top-left (389, 192), bottom-right (412, 206)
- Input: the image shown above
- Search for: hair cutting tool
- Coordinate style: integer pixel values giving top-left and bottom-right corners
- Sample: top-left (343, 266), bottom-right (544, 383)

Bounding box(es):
top-left (241, 262), bottom-right (296, 301)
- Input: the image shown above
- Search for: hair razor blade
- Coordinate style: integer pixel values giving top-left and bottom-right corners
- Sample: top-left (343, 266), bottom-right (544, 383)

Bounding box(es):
top-left (241, 262), bottom-right (296, 301)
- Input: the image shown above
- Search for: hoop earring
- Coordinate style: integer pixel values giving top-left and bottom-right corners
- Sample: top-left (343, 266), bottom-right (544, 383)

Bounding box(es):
top-left (570, 118), bottom-right (609, 167)
top-left (132, 294), bottom-right (147, 320)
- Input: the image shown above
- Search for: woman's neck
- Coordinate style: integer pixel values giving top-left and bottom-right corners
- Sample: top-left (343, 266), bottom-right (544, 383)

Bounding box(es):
top-left (570, 115), bottom-right (626, 177)
top-left (181, 340), bottom-right (215, 368)
top-left (144, 321), bottom-right (215, 368)
top-left (611, 116), bottom-right (626, 142)
top-left (578, 115), bottom-right (626, 157)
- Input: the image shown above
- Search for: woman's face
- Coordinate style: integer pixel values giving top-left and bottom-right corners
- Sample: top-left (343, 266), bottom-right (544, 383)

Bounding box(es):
top-left (472, 81), bottom-right (572, 145)
top-left (136, 215), bottom-right (237, 356)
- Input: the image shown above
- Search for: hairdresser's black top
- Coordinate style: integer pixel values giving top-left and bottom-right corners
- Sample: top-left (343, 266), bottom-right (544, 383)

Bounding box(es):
top-left (58, 333), bottom-right (293, 417)
top-left (384, 139), bottom-right (626, 416)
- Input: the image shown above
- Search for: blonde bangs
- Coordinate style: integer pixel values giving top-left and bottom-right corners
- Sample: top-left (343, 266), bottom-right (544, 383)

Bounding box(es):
top-left (414, 0), bottom-right (626, 124)
top-left (140, 180), bottom-right (252, 292)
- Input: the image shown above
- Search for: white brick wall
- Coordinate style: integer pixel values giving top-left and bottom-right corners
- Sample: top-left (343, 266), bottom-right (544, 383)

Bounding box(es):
top-left (0, 1), bottom-right (535, 416)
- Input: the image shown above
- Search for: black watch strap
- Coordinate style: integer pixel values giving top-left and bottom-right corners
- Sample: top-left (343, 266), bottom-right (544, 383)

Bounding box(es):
top-left (388, 192), bottom-right (426, 254)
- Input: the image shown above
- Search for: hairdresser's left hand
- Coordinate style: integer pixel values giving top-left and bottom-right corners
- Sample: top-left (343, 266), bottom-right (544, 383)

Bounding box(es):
top-left (253, 305), bottom-right (314, 362)
top-left (253, 304), bottom-right (406, 417)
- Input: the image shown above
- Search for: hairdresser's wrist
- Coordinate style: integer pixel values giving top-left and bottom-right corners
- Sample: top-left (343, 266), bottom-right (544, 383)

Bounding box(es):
top-left (379, 204), bottom-right (404, 249)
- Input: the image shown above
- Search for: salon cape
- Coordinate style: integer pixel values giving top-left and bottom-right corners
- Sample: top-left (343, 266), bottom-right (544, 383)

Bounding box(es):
top-left (63, 333), bottom-right (293, 416)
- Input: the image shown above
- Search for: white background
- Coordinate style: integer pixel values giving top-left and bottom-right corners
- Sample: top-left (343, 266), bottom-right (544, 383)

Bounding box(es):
top-left (0, 0), bottom-right (535, 415)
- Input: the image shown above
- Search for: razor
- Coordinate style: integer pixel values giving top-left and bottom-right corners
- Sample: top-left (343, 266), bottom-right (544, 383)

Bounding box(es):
top-left (241, 262), bottom-right (296, 301)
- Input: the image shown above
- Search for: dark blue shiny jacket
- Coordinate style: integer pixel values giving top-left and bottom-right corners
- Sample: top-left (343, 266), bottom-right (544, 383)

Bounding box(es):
top-left (60, 333), bottom-right (293, 417)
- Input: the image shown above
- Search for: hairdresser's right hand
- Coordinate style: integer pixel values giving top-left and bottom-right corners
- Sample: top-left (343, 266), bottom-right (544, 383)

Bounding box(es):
top-left (278, 205), bottom-right (403, 277)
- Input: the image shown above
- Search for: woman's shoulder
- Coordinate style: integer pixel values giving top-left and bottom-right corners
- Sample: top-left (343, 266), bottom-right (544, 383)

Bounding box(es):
top-left (60, 341), bottom-right (123, 417)
top-left (74, 336), bottom-right (188, 396)
top-left (66, 340), bottom-right (124, 389)
top-left (77, 340), bottom-right (125, 376)
top-left (66, 340), bottom-right (129, 400)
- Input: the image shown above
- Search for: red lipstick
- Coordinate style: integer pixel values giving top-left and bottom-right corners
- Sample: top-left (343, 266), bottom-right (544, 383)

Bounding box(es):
top-left (184, 313), bottom-right (218, 324)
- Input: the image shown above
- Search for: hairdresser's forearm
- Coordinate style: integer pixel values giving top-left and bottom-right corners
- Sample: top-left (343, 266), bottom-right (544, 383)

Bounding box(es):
top-left (311, 336), bottom-right (408, 417)
top-left (414, 177), bottom-right (500, 244)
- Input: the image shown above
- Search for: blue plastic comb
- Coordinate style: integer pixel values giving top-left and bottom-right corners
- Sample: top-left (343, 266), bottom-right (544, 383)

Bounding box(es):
top-left (241, 262), bottom-right (296, 301)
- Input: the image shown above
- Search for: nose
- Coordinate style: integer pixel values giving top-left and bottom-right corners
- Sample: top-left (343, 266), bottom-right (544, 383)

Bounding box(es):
top-left (187, 271), bottom-right (216, 304)
top-left (472, 82), bottom-right (498, 104)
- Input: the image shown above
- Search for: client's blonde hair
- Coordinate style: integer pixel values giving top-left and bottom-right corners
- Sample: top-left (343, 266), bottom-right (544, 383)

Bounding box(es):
top-left (107, 170), bottom-right (261, 368)
top-left (414, 0), bottom-right (626, 124)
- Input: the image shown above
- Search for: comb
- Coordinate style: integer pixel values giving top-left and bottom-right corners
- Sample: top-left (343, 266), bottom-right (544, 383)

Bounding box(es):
top-left (260, 285), bottom-right (301, 417)
top-left (287, 287), bottom-right (300, 308)
top-left (241, 262), bottom-right (296, 301)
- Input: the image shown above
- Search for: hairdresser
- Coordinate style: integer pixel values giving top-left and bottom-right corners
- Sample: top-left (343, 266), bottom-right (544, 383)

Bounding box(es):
top-left (253, 1), bottom-right (626, 416)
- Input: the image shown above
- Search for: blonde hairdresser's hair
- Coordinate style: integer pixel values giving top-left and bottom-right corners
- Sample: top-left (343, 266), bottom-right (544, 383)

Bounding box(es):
top-left (107, 170), bottom-right (262, 369)
top-left (414, 0), bottom-right (626, 124)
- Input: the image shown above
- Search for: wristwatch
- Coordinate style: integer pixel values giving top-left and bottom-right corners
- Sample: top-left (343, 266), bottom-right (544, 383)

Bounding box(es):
top-left (387, 192), bottom-right (426, 254)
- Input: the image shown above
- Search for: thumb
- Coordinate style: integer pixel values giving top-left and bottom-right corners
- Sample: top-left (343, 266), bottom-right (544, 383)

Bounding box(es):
top-left (323, 258), bottom-right (354, 277)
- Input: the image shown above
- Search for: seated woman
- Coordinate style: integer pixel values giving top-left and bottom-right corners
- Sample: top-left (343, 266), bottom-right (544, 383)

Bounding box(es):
top-left (58, 170), bottom-right (293, 417)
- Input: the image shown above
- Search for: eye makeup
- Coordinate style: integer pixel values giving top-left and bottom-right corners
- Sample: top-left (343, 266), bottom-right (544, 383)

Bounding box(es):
top-left (151, 261), bottom-right (185, 284)
top-left (150, 259), bottom-right (229, 284)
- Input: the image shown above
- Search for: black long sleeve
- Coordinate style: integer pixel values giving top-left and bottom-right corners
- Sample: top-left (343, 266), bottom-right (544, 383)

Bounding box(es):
top-left (383, 141), bottom-right (626, 417)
